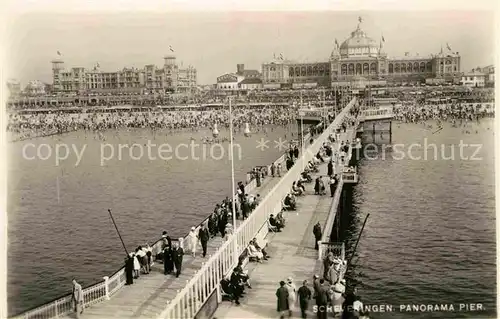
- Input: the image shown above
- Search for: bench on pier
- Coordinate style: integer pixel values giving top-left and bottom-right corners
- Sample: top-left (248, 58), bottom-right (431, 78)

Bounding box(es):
top-left (219, 222), bottom-right (271, 302)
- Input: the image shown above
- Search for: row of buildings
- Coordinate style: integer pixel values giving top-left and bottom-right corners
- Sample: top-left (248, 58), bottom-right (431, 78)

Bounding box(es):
top-left (6, 19), bottom-right (495, 98)
top-left (6, 55), bottom-right (198, 98)
top-left (51, 55), bottom-right (197, 95)
top-left (215, 20), bottom-right (494, 91)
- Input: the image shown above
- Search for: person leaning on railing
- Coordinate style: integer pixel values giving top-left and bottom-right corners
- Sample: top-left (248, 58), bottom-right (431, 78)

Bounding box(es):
top-left (71, 279), bottom-right (84, 318)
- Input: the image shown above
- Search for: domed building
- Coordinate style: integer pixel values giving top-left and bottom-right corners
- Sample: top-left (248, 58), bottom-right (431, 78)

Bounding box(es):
top-left (339, 25), bottom-right (380, 58)
top-left (262, 17), bottom-right (462, 89)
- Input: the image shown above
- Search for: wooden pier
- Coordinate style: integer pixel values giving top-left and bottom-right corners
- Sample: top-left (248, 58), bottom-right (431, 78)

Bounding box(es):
top-left (213, 131), bottom-right (352, 319)
top-left (59, 174), bottom-right (284, 319)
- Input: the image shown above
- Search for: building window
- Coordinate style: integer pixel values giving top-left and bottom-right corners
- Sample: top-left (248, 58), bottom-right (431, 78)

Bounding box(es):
top-left (401, 63), bottom-right (407, 73)
top-left (420, 62), bottom-right (425, 73)
top-left (394, 63), bottom-right (400, 73)
top-left (408, 63), bottom-right (413, 72)
top-left (426, 62), bottom-right (432, 72)
top-left (363, 63), bottom-right (369, 74)
top-left (414, 62), bottom-right (419, 72)
top-left (318, 66), bottom-right (324, 76)
top-left (341, 64), bottom-right (347, 75)
top-left (355, 63), bottom-right (362, 75)
top-left (313, 66), bottom-right (318, 76)
top-left (370, 63), bottom-right (377, 74)
top-left (388, 64), bottom-right (394, 74)
top-left (301, 67), bottom-right (306, 76)
top-left (307, 66), bottom-right (312, 76)
top-left (348, 64), bottom-right (354, 75)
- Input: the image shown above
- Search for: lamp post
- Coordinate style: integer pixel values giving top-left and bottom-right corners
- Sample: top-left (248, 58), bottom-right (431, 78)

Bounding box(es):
top-left (228, 96), bottom-right (238, 265)
top-left (299, 90), bottom-right (305, 171)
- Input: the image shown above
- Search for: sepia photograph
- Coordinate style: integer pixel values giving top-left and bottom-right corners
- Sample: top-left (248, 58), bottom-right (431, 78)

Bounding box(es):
top-left (1, 1), bottom-right (498, 318)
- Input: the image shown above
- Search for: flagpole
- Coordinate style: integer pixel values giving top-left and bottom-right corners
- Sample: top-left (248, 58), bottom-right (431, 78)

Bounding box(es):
top-left (228, 97), bottom-right (238, 266)
top-left (107, 209), bottom-right (129, 257)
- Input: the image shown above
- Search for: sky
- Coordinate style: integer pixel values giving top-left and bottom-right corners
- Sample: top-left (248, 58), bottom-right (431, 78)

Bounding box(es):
top-left (3, 10), bottom-right (496, 85)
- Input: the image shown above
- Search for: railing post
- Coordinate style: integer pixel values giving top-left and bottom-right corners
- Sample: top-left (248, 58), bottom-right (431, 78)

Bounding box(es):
top-left (54, 299), bottom-right (59, 318)
top-left (103, 276), bottom-right (110, 300)
top-left (317, 241), bottom-right (322, 260)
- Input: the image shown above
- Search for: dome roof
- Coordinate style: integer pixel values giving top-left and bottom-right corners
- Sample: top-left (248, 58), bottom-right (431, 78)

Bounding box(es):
top-left (340, 26), bottom-right (378, 50)
top-left (339, 24), bottom-right (380, 58)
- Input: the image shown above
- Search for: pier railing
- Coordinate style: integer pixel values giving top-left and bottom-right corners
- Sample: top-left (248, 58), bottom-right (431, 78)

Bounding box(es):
top-left (318, 127), bottom-right (357, 261)
top-left (157, 98), bottom-right (357, 319)
top-left (13, 152), bottom-right (290, 319)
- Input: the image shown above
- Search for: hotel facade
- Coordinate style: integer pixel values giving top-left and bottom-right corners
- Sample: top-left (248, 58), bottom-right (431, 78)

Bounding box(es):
top-left (51, 55), bottom-right (197, 94)
top-left (261, 20), bottom-right (462, 89)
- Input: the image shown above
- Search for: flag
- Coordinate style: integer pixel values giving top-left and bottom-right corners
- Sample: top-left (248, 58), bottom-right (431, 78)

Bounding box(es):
top-left (358, 16), bottom-right (362, 23)
top-left (57, 51), bottom-right (61, 56)
top-left (169, 45), bottom-right (174, 52)
top-left (335, 39), bottom-right (338, 47)
top-left (280, 53), bottom-right (283, 60)
top-left (96, 62), bottom-right (100, 68)
top-left (446, 42), bottom-right (452, 51)
top-left (273, 53), bottom-right (276, 59)
top-left (382, 35), bottom-right (385, 42)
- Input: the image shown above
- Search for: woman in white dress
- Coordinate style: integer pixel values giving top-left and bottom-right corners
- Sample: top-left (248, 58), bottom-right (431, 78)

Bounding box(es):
top-left (132, 252), bottom-right (141, 279)
top-left (187, 227), bottom-right (198, 257)
top-left (286, 277), bottom-right (297, 316)
top-left (224, 222), bottom-right (233, 240)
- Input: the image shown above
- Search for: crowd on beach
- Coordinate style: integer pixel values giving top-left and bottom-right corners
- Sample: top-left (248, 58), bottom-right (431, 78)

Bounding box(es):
top-left (7, 106), bottom-right (301, 142)
top-left (389, 87), bottom-right (494, 124)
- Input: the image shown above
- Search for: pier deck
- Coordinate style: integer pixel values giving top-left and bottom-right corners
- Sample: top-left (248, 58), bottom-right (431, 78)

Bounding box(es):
top-left (213, 133), bottom-right (349, 319)
top-left (61, 173), bottom-right (284, 319)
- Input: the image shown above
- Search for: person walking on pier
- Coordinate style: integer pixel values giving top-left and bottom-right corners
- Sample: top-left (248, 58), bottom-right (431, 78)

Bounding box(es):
top-left (286, 277), bottom-right (297, 317)
top-left (198, 223), bottom-right (210, 257)
top-left (188, 226), bottom-right (198, 257)
top-left (163, 245), bottom-right (173, 275)
top-left (329, 175), bottom-right (338, 198)
top-left (315, 279), bottom-right (329, 319)
top-left (71, 279), bottom-right (84, 318)
top-left (313, 222), bottom-right (322, 250)
top-left (298, 280), bottom-right (312, 318)
top-left (171, 241), bottom-right (184, 278)
top-left (276, 281), bottom-right (290, 319)
top-left (327, 160), bottom-right (333, 177)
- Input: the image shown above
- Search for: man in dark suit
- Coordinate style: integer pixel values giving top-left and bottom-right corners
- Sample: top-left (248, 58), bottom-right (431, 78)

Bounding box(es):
top-left (313, 222), bottom-right (322, 250)
top-left (198, 223), bottom-right (210, 257)
top-left (230, 267), bottom-right (244, 305)
top-left (316, 279), bottom-right (329, 319)
top-left (171, 242), bottom-right (184, 278)
top-left (297, 280), bottom-right (312, 318)
top-left (327, 160), bottom-right (333, 176)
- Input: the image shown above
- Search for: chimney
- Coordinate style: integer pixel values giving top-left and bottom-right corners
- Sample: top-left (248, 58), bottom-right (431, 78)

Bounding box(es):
top-left (237, 64), bottom-right (244, 75)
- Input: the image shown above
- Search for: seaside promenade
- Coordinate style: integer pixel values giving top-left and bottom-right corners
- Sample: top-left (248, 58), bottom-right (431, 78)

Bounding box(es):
top-left (212, 130), bottom-right (351, 319)
top-left (60, 173), bottom-right (285, 319)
